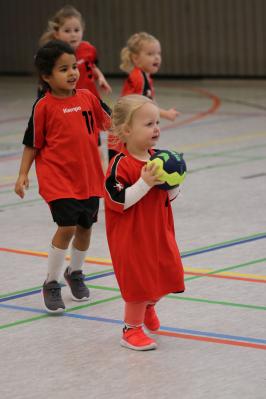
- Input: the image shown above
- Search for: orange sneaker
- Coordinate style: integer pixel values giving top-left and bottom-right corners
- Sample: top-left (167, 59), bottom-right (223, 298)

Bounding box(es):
top-left (144, 305), bottom-right (160, 331)
top-left (120, 326), bottom-right (157, 351)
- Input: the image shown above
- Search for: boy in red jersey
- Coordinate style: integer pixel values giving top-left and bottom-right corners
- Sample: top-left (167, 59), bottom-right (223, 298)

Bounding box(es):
top-left (105, 95), bottom-right (185, 351)
top-left (15, 40), bottom-right (111, 313)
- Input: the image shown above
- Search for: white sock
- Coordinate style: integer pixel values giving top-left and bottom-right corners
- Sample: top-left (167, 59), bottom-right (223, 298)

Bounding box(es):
top-left (46, 244), bottom-right (67, 283)
top-left (68, 245), bottom-right (87, 273)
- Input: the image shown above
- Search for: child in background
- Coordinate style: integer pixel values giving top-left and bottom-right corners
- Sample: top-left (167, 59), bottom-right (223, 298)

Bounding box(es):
top-left (108, 32), bottom-right (179, 160)
top-left (40, 5), bottom-right (111, 170)
top-left (15, 40), bottom-right (111, 313)
top-left (104, 95), bottom-right (185, 351)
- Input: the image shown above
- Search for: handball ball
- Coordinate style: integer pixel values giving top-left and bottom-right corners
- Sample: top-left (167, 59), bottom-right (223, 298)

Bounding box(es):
top-left (147, 150), bottom-right (187, 190)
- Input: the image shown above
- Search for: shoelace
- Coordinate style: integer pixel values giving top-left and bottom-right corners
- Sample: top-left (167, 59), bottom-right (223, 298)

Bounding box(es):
top-left (69, 271), bottom-right (86, 287)
top-left (49, 287), bottom-right (61, 299)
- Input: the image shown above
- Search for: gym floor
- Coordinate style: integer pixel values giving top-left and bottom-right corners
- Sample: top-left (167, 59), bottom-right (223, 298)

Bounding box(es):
top-left (0, 77), bottom-right (266, 399)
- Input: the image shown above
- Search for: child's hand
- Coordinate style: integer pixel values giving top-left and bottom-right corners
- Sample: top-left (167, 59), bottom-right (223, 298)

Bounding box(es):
top-left (164, 108), bottom-right (180, 121)
top-left (141, 163), bottom-right (163, 187)
top-left (14, 175), bottom-right (29, 198)
top-left (98, 77), bottom-right (112, 94)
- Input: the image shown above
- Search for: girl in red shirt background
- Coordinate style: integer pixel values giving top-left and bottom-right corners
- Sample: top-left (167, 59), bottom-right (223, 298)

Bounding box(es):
top-left (15, 40), bottom-right (111, 313)
top-left (40, 5), bottom-right (111, 171)
top-left (108, 31), bottom-right (180, 160)
top-left (105, 95), bottom-right (185, 351)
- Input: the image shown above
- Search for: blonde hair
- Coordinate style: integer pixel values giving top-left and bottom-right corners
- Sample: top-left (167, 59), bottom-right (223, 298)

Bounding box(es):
top-left (39, 5), bottom-right (85, 46)
top-left (120, 32), bottom-right (159, 73)
top-left (111, 94), bottom-right (156, 144)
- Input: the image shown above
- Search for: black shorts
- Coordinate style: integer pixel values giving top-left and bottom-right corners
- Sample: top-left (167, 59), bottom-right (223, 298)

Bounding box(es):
top-left (49, 197), bottom-right (100, 229)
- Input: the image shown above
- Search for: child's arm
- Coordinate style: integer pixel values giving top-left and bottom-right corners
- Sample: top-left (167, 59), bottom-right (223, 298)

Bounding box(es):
top-left (15, 146), bottom-right (37, 198)
top-left (93, 66), bottom-right (112, 94)
top-left (159, 108), bottom-right (180, 121)
top-left (124, 163), bottom-right (162, 209)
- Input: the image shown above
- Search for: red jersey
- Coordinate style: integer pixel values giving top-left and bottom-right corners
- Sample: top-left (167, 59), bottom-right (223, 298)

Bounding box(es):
top-left (75, 41), bottom-right (99, 97)
top-left (104, 147), bottom-right (185, 302)
top-left (121, 66), bottom-right (155, 99)
top-left (108, 67), bottom-right (155, 153)
top-left (23, 89), bottom-right (111, 203)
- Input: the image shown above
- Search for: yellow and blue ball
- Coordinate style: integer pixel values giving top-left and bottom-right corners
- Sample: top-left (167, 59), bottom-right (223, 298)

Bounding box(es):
top-left (147, 150), bottom-right (187, 190)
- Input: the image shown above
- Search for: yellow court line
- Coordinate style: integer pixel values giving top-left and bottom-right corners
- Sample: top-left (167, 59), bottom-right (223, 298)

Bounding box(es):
top-left (219, 271), bottom-right (266, 280)
top-left (2, 248), bottom-right (266, 280)
top-left (178, 131), bottom-right (266, 151)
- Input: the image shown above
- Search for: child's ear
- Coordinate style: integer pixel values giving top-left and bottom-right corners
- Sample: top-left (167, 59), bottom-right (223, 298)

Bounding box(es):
top-left (41, 74), bottom-right (50, 84)
top-left (131, 53), bottom-right (139, 65)
top-left (123, 123), bottom-right (131, 136)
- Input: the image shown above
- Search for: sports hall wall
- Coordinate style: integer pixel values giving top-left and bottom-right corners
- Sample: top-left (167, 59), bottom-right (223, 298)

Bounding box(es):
top-left (1, 0), bottom-right (266, 77)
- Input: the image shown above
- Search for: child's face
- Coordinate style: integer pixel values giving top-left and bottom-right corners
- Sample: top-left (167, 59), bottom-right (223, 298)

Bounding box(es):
top-left (55, 17), bottom-right (83, 50)
top-left (133, 40), bottom-right (161, 74)
top-left (42, 52), bottom-right (80, 97)
top-left (126, 103), bottom-right (160, 152)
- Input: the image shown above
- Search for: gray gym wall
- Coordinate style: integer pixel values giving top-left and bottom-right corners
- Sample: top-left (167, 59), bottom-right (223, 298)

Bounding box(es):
top-left (1, 0), bottom-right (266, 77)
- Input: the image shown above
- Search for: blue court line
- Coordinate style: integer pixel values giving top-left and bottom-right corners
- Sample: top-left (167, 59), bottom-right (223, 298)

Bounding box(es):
top-left (181, 233), bottom-right (266, 258)
top-left (0, 271), bottom-right (114, 303)
top-left (1, 302), bottom-right (266, 345)
top-left (1, 233), bottom-right (266, 303)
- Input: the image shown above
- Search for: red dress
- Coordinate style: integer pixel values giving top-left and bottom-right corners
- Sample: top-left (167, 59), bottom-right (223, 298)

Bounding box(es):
top-left (23, 89), bottom-right (111, 203)
top-left (104, 147), bottom-right (185, 302)
top-left (75, 41), bottom-right (99, 98)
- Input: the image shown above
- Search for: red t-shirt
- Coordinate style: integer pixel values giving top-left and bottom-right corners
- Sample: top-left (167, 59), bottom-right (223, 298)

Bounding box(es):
top-left (75, 41), bottom-right (99, 97)
top-left (104, 147), bottom-right (185, 302)
top-left (23, 89), bottom-right (111, 203)
top-left (121, 66), bottom-right (155, 99)
top-left (108, 67), bottom-right (155, 152)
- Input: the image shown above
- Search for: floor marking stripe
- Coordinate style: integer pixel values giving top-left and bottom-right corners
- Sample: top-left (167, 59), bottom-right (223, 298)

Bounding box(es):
top-left (0, 295), bottom-right (122, 330)
top-left (161, 86), bottom-right (221, 131)
top-left (184, 271), bottom-right (266, 283)
top-left (185, 257), bottom-right (266, 282)
top-left (1, 230), bottom-right (266, 265)
top-left (1, 302), bottom-right (265, 350)
top-left (155, 331), bottom-right (266, 350)
top-left (89, 285), bottom-right (266, 311)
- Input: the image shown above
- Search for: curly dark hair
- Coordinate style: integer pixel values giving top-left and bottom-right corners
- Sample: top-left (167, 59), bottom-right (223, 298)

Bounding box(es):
top-left (35, 39), bottom-right (75, 91)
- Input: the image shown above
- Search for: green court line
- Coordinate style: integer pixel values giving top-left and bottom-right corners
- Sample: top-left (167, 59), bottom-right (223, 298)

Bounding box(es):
top-left (189, 155), bottom-right (266, 174)
top-left (0, 232), bottom-right (265, 299)
top-left (0, 269), bottom-right (114, 299)
top-left (167, 295), bottom-right (266, 311)
top-left (181, 231), bottom-right (266, 256)
top-left (0, 294), bottom-right (121, 331)
top-left (184, 257), bottom-right (266, 281)
top-left (88, 284), bottom-right (266, 312)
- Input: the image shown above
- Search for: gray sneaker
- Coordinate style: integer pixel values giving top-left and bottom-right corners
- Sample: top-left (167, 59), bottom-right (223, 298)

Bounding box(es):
top-left (64, 267), bottom-right (90, 301)
top-left (42, 281), bottom-right (65, 313)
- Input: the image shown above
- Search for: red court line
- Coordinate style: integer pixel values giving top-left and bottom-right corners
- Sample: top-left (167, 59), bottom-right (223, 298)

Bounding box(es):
top-left (185, 271), bottom-right (266, 284)
top-left (0, 182), bottom-right (15, 189)
top-left (0, 155), bottom-right (21, 163)
top-left (0, 247), bottom-right (109, 266)
top-left (156, 330), bottom-right (266, 350)
top-left (161, 86), bottom-right (221, 131)
top-left (0, 247), bottom-right (265, 284)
